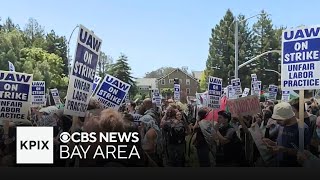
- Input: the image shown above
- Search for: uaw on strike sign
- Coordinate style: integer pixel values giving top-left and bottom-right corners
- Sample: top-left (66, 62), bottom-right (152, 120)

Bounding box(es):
top-left (0, 71), bottom-right (33, 122)
top-left (31, 81), bottom-right (46, 107)
top-left (64, 25), bottom-right (102, 117)
top-left (94, 74), bottom-right (131, 110)
top-left (281, 26), bottom-right (320, 90)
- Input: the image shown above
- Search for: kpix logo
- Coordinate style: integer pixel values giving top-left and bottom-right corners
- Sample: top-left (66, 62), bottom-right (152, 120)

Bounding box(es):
top-left (16, 127), bottom-right (53, 164)
top-left (20, 140), bottom-right (50, 150)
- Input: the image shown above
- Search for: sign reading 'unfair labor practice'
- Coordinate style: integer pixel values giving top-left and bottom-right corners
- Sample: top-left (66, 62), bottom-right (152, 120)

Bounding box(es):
top-left (94, 74), bottom-right (131, 110)
top-left (31, 81), bottom-right (46, 107)
top-left (0, 71), bottom-right (33, 122)
top-left (64, 25), bottom-right (102, 117)
top-left (282, 26), bottom-right (320, 90)
top-left (208, 76), bottom-right (222, 109)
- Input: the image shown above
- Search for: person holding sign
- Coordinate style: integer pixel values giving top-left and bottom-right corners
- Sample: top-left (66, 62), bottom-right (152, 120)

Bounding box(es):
top-left (262, 102), bottom-right (310, 167)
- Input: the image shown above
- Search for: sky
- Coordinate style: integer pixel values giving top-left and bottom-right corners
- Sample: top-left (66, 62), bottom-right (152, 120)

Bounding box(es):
top-left (1, 0), bottom-right (320, 78)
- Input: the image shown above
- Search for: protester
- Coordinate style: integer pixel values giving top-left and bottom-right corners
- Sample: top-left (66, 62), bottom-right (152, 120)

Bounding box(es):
top-left (140, 111), bottom-right (163, 166)
top-left (215, 111), bottom-right (242, 166)
top-left (263, 102), bottom-right (310, 167)
top-left (191, 109), bottom-right (210, 166)
top-left (290, 98), bottom-right (317, 154)
top-left (297, 150), bottom-right (320, 167)
top-left (162, 108), bottom-right (189, 166)
top-left (140, 98), bottom-right (160, 125)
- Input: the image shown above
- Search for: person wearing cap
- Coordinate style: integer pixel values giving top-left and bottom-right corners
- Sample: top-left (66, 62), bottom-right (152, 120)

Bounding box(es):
top-left (37, 106), bottom-right (59, 127)
top-left (289, 98), bottom-right (317, 155)
top-left (263, 102), bottom-right (310, 167)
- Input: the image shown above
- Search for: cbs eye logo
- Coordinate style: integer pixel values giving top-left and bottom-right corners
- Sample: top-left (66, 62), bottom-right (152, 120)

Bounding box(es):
top-left (59, 132), bottom-right (97, 143)
top-left (60, 132), bottom-right (71, 143)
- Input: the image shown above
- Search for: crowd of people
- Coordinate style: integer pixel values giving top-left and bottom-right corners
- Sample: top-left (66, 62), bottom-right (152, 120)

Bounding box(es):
top-left (0, 96), bottom-right (320, 167)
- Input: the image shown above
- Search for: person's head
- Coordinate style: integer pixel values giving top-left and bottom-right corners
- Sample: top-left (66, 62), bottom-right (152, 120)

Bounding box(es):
top-left (87, 98), bottom-right (103, 110)
top-left (98, 109), bottom-right (125, 132)
top-left (126, 101), bottom-right (136, 112)
top-left (197, 109), bottom-right (207, 121)
top-left (176, 111), bottom-right (183, 120)
top-left (123, 113), bottom-right (134, 122)
top-left (262, 105), bottom-right (273, 121)
top-left (272, 102), bottom-right (296, 126)
top-left (142, 98), bottom-right (153, 111)
top-left (289, 98), bottom-right (306, 118)
top-left (166, 106), bottom-right (177, 119)
top-left (218, 111), bottom-right (231, 126)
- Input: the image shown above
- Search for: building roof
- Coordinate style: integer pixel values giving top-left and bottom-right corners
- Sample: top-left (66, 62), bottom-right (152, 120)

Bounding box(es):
top-left (192, 71), bottom-right (203, 80)
top-left (157, 68), bottom-right (199, 83)
top-left (135, 78), bottom-right (157, 89)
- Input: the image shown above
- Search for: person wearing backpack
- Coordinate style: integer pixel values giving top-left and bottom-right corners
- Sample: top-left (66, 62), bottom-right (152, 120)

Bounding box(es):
top-left (162, 109), bottom-right (189, 167)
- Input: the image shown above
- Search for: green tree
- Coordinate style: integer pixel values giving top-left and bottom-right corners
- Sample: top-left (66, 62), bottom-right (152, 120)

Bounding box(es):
top-left (204, 9), bottom-right (235, 87)
top-left (0, 29), bottom-right (25, 71)
top-left (109, 54), bottom-right (137, 96)
top-left (199, 71), bottom-right (207, 92)
top-left (19, 48), bottom-right (68, 96)
top-left (237, 14), bottom-right (255, 88)
top-left (97, 51), bottom-right (113, 77)
top-left (252, 10), bottom-right (281, 86)
top-left (204, 10), bottom-right (255, 88)
top-left (2, 17), bottom-right (17, 32)
top-left (44, 30), bottom-right (69, 75)
top-left (23, 18), bottom-right (46, 48)
top-left (145, 67), bottom-right (176, 78)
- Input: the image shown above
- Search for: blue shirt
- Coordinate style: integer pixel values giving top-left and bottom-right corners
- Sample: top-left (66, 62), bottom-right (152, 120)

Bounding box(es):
top-left (277, 122), bottom-right (310, 166)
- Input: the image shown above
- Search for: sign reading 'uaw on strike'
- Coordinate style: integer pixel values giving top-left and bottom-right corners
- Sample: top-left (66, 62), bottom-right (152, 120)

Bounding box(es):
top-left (94, 74), bottom-right (131, 110)
top-left (31, 81), bottom-right (46, 107)
top-left (0, 71), bottom-right (33, 122)
top-left (208, 76), bottom-right (222, 109)
top-left (64, 25), bottom-right (102, 117)
top-left (281, 26), bottom-right (320, 90)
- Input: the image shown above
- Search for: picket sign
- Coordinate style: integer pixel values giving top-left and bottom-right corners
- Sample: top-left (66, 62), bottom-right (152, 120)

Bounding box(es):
top-left (31, 81), bottom-right (46, 107)
top-left (174, 84), bottom-right (180, 101)
top-left (196, 92), bottom-right (208, 108)
top-left (64, 25), bottom-right (102, 117)
top-left (231, 78), bottom-right (242, 96)
top-left (281, 91), bottom-right (290, 102)
top-left (8, 61), bottom-right (15, 72)
top-left (152, 89), bottom-right (161, 107)
top-left (92, 75), bottom-right (102, 94)
top-left (0, 71), bottom-right (33, 123)
top-left (94, 74), bottom-right (131, 110)
top-left (242, 88), bottom-right (250, 97)
top-left (50, 88), bottom-right (62, 105)
top-left (268, 84), bottom-right (278, 100)
top-left (251, 74), bottom-right (258, 95)
top-left (227, 85), bottom-right (237, 99)
top-left (280, 26), bottom-right (320, 151)
top-left (207, 76), bottom-right (222, 109)
top-left (226, 95), bottom-right (261, 117)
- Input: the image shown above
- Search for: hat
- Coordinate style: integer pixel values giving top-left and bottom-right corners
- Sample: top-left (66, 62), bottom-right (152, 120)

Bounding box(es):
top-left (39, 106), bottom-right (58, 114)
top-left (271, 102), bottom-right (295, 121)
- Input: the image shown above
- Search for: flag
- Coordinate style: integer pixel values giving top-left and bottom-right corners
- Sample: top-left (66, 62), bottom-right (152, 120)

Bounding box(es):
top-left (8, 61), bottom-right (15, 71)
